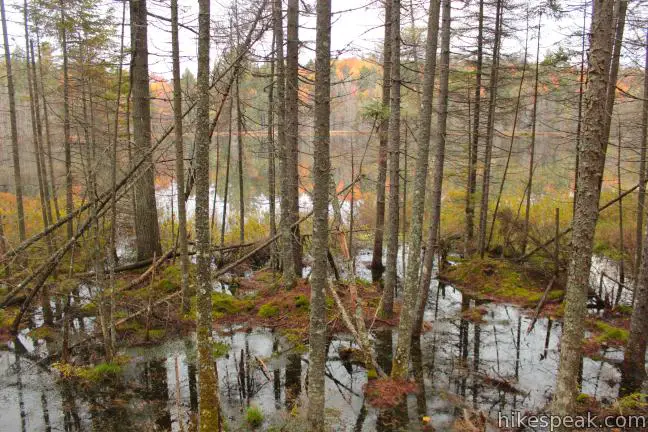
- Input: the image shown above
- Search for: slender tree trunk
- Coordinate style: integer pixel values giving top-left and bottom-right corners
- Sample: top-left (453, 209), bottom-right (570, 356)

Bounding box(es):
top-left (465, 0), bottom-right (483, 254)
top-left (236, 75), bottom-right (245, 243)
top-left (636, 31), bottom-right (648, 296)
top-left (371, 0), bottom-right (392, 283)
top-left (267, 39), bottom-right (278, 269)
top-left (615, 124), bottom-right (625, 305)
top-left (380, 0), bottom-right (401, 319)
top-left (36, 30), bottom-right (60, 221)
top-left (130, 0), bottom-right (162, 260)
top-left (194, 0), bottom-right (221, 429)
top-left (1, 0), bottom-right (26, 241)
top-left (390, 0), bottom-right (441, 379)
top-left (171, 0), bottom-right (190, 314)
top-left (273, 0), bottom-right (288, 276)
top-left (285, 0), bottom-right (301, 281)
top-left (488, 12), bottom-right (529, 250)
top-left (621, 31), bottom-right (648, 394)
top-left (477, 0), bottom-right (503, 258)
top-left (59, 0), bottom-right (73, 240)
top-left (307, 0), bottom-right (331, 428)
top-left (220, 96), bottom-right (233, 247)
top-left (553, 0), bottom-right (615, 416)
top-left (573, 5), bottom-right (587, 215)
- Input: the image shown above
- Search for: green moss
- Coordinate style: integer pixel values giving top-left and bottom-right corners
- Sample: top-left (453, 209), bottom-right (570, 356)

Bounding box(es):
top-left (28, 326), bottom-right (57, 341)
top-left (80, 302), bottom-right (98, 315)
top-left (213, 341), bottom-right (230, 358)
top-left (211, 292), bottom-right (255, 317)
top-left (616, 393), bottom-right (648, 410)
top-left (367, 368), bottom-right (378, 380)
top-left (576, 393), bottom-right (590, 403)
top-left (325, 296), bottom-right (334, 310)
top-left (155, 279), bottom-right (177, 293)
top-left (294, 295), bottom-right (309, 310)
top-left (258, 302), bottom-right (280, 318)
top-left (54, 361), bottom-right (122, 383)
top-left (245, 405), bottom-right (264, 428)
top-left (594, 321), bottom-right (629, 344)
top-left (614, 304), bottom-right (633, 315)
top-left (136, 328), bottom-right (166, 342)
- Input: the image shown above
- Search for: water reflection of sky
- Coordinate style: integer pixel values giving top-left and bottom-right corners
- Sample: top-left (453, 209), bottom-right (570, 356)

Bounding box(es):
top-left (0, 253), bottom-right (637, 431)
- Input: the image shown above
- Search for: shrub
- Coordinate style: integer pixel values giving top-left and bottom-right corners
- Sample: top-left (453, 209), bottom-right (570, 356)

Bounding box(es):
top-left (246, 405), bottom-right (264, 428)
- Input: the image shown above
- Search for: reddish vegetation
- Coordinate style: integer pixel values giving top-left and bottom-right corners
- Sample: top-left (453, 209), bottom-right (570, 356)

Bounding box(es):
top-left (364, 378), bottom-right (419, 409)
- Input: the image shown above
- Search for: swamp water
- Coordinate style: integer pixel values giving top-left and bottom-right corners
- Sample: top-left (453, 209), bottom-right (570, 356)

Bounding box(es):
top-left (0, 249), bottom-right (628, 432)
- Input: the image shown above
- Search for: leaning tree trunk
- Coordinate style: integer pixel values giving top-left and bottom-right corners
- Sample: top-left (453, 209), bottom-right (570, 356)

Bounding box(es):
top-left (1, 0), bottom-right (26, 241)
top-left (371, 0), bottom-right (392, 283)
top-left (130, 0), bottom-right (162, 260)
top-left (380, 0), bottom-right (401, 319)
top-left (553, 0), bottom-right (615, 416)
top-left (307, 0), bottom-right (331, 428)
top-left (171, 0), bottom-right (190, 314)
top-left (522, 12), bottom-right (541, 254)
top-left (194, 0), bottom-right (221, 429)
top-left (622, 27), bottom-right (648, 395)
top-left (390, 0), bottom-right (441, 379)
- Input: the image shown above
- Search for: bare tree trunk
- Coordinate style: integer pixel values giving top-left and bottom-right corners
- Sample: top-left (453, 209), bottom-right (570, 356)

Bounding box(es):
top-left (307, 0), bottom-right (331, 428)
top-left (390, 0), bottom-right (441, 379)
top-left (621, 28), bottom-right (648, 393)
top-left (194, 0), bottom-right (221, 429)
top-left (285, 0), bottom-right (301, 282)
top-left (477, 0), bottom-right (503, 258)
top-left (236, 75), bottom-right (245, 243)
top-left (171, 0), bottom-right (190, 314)
top-left (380, 0), bottom-right (401, 319)
top-left (553, 0), bottom-right (615, 416)
top-left (36, 30), bottom-right (60, 221)
top-left (130, 0), bottom-right (162, 260)
top-left (636, 31), bottom-right (648, 297)
top-left (267, 39), bottom-right (278, 269)
top-left (371, 0), bottom-right (392, 283)
top-left (488, 12), bottom-right (530, 249)
top-left (465, 0), bottom-right (483, 254)
top-left (59, 0), bottom-right (73, 240)
top-left (1, 0), bottom-right (26, 241)
top-left (273, 0), bottom-right (288, 276)
top-left (615, 124), bottom-right (625, 305)
top-left (220, 96), bottom-right (233, 247)
top-left (573, 4), bottom-right (587, 215)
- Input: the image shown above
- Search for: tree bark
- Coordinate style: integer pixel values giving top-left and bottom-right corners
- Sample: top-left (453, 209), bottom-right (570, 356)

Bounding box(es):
top-left (371, 0), bottom-right (392, 283)
top-left (59, 0), bottom-right (73, 240)
top-left (622, 27), bottom-right (648, 395)
top-left (390, 0), bottom-right (441, 378)
top-left (194, 0), bottom-right (221, 429)
top-left (236, 74), bottom-right (245, 243)
top-left (1, 0), bottom-right (26, 241)
top-left (380, 0), bottom-right (401, 319)
top-left (284, 0), bottom-right (302, 283)
top-left (307, 0), bottom-right (331, 429)
top-left (465, 0), bottom-right (483, 254)
top-left (636, 31), bottom-right (648, 297)
top-left (130, 0), bottom-right (162, 260)
top-left (171, 0), bottom-right (190, 314)
top-left (273, 0), bottom-right (287, 274)
top-left (477, 0), bottom-right (503, 258)
top-left (267, 37), bottom-right (278, 269)
top-left (552, 0), bottom-right (615, 416)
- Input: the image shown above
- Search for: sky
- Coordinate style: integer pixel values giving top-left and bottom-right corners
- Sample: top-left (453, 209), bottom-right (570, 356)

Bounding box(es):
top-left (1, 0), bottom-right (645, 81)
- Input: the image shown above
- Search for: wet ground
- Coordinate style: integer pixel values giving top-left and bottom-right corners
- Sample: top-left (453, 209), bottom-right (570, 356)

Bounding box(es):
top-left (0, 250), bottom-right (636, 431)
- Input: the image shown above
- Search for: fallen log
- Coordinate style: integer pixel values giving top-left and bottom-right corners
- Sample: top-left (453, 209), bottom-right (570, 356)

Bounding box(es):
top-left (526, 276), bottom-right (556, 334)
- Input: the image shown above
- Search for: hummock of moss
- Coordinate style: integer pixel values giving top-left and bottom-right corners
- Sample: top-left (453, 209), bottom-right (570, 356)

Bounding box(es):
top-left (27, 326), bottom-right (57, 342)
top-left (442, 257), bottom-right (563, 308)
top-left (53, 360), bottom-right (124, 383)
top-left (591, 320), bottom-right (629, 346)
top-left (246, 405), bottom-right (264, 428)
top-left (258, 302), bottom-right (280, 318)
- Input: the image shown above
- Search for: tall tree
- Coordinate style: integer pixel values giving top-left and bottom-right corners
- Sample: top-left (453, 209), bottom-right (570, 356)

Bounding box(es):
top-left (635, 29), bottom-right (648, 286)
top-left (371, 0), bottom-right (392, 282)
top-left (380, 0), bottom-right (401, 318)
top-left (307, 0), bottom-right (331, 429)
top-left (553, 0), bottom-right (615, 415)
top-left (171, 0), bottom-right (190, 313)
top-left (59, 0), bottom-right (73, 239)
top-left (622, 28), bottom-right (648, 395)
top-left (130, 0), bottom-right (162, 260)
top-left (477, 0), bottom-right (503, 258)
top-left (283, 0), bottom-right (301, 283)
top-left (194, 0), bottom-right (221, 429)
top-left (236, 74), bottom-right (245, 243)
top-left (1, 0), bottom-right (26, 241)
top-left (465, 0), bottom-right (483, 254)
top-left (414, 0), bottom-right (450, 338)
top-left (273, 0), bottom-right (287, 274)
top-left (390, 0), bottom-right (441, 379)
